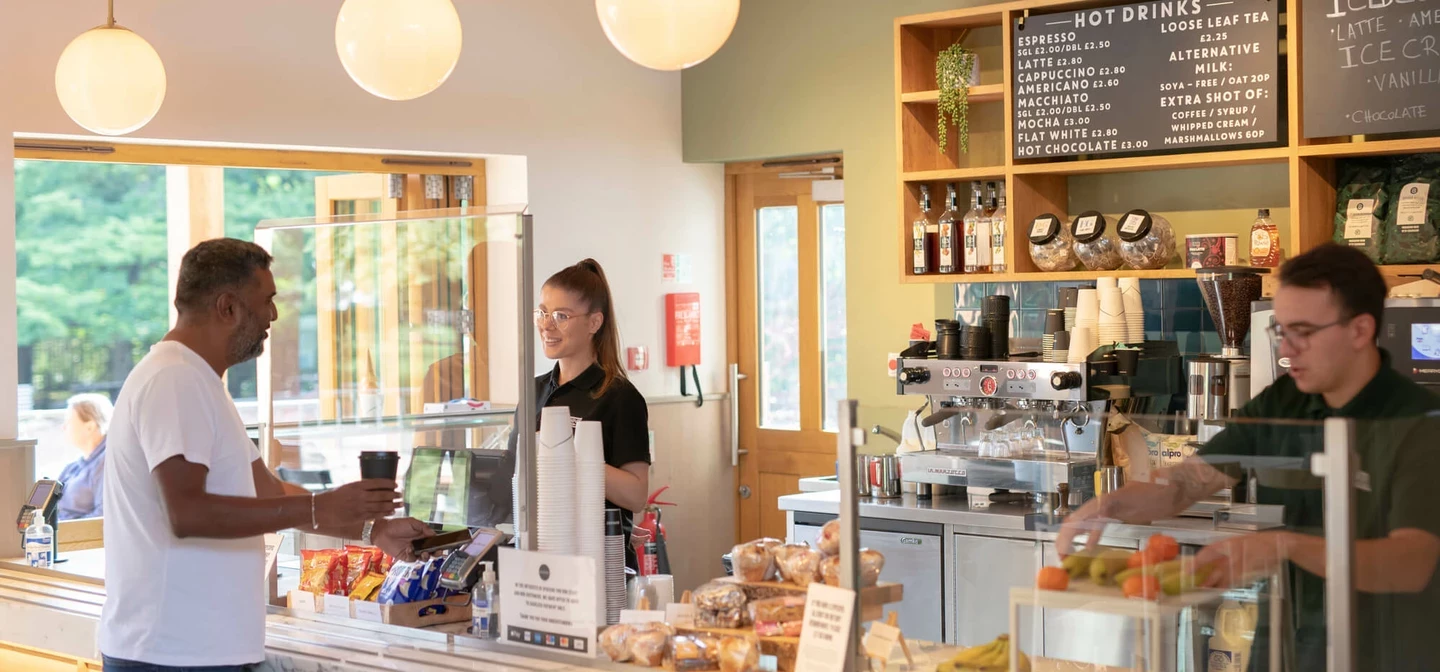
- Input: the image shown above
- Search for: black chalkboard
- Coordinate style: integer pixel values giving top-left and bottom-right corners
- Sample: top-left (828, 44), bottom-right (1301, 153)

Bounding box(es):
top-left (1302, 0), bottom-right (1440, 138)
top-left (1012, 0), bottom-right (1280, 159)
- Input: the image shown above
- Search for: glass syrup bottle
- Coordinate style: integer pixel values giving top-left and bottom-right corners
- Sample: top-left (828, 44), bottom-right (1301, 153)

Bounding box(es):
top-left (939, 183), bottom-right (962, 274)
top-left (912, 185), bottom-right (934, 275)
top-left (989, 181), bottom-right (1007, 273)
top-left (963, 182), bottom-right (989, 273)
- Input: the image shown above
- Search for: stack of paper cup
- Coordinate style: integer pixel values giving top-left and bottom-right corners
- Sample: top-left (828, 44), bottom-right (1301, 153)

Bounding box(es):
top-left (1058, 287), bottom-right (1080, 332)
top-left (537, 406), bottom-right (576, 555)
top-left (1075, 289), bottom-right (1100, 334)
top-left (1053, 331), bottom-right (1071, 364)
top-left (1120, 278), bottom-right (1145, 344)
top-left (575, 420), bottom-right (608, 625)
top-left (1098, 287), bottom-right (1127, 345)
top-left (604, 509), bottom-right (626, 624)
top-left (1096, 276), bottom-right (1118, 292)
top-left (1068, 326), bottom-right (1096, 363)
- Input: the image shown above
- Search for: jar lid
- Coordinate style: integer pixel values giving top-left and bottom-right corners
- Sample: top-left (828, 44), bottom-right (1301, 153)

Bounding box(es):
top-left (1117, 209), bottom-right (1154, 242)
top-left (1071, 211), bottom-right (1108, 243)
top-left (1028, 214), bottom-right (1064, 245)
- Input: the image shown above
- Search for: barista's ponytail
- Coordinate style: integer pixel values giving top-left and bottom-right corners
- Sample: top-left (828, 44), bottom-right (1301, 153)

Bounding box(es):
top-left (545, 258), bottom-right (626, 396)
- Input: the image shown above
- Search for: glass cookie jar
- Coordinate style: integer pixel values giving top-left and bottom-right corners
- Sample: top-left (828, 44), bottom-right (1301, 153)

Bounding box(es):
top-left (1027, 213), bottom-right (1079, 272)
top-left (1116, 209), bottom-right (1176, 270)
top-left (1071, 211), bottom-right (1123, 271)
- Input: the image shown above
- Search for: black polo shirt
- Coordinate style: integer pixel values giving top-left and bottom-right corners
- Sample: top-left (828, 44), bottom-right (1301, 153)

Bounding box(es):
top-left (536, 364), bottom-right (651, 568)
top-left (1199, 350), bottom-right (1440, 671)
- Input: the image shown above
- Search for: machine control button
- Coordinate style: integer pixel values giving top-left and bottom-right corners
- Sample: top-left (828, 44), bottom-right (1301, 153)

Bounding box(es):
top-left (961, 367), bottom-right (971, 378)
top-left (979, 376), bottom-right (999, 396)
top-left (1027, 369), bottom-right (1037, 380)
top-left (899, 367), bottom-right (931, 384)
top-left (1005, 369), bottom-right (1015, 380)
top-left (1050, 371), bottom-right (1082, 390)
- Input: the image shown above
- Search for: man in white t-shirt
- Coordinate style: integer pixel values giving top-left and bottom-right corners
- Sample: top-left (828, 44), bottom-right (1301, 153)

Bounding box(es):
top-left (99, 239), bottom-right (434, 671)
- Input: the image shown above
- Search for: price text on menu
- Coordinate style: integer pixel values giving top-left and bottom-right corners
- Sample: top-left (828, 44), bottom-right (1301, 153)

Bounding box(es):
top-left (1012, 0), bottom-right (1279, 159)
top-left (1302, 0), bottom-right (1440, 138)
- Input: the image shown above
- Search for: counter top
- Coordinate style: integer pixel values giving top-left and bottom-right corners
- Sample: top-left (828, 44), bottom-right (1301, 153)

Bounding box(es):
top-left (779, 490), bottom-right (1244, 547)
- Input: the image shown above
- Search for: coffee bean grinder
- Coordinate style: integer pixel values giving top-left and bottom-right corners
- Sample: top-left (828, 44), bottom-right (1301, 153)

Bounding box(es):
top-left (1194, 267), bottom-right (1269, 427)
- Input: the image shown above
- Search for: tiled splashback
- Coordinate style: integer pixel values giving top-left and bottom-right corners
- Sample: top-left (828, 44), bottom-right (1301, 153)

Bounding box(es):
top-left (953, 279), bottom-right (1229, 356)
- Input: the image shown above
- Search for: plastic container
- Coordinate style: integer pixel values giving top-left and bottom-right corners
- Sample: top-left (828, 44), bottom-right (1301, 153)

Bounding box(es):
top-left (1117, 209), bottom-right (1177, 269)
top-left (1071, 211), bottom-right (1123, 271)
top-left (1028, 213), bottom-right (1079, 272)
top-left (1186, 233), bottom-right (1240, 268)
top-left (24, 518), bottom-right (53, 569)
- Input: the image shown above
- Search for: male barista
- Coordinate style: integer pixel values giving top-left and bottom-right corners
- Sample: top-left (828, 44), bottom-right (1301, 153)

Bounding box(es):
top-left (99, 239), bottom-right (434, 671)
top-left (1058, 243), bottom-right (1440, 671)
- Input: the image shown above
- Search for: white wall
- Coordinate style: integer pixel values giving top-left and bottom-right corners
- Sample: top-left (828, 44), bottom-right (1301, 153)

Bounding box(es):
top-left (0, 0), bottom-right (726, 436)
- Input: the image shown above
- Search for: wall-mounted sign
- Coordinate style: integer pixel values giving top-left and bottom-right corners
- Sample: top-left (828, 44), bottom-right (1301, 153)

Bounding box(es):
top-left (1012, 0), bottom-right (1280, 159)
top-left (1302, 0), bottom-right (1440, 137)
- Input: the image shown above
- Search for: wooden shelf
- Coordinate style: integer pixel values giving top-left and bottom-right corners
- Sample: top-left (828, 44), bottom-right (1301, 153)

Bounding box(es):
top-left (901, 167), bottom-right (1006, 182)
top-left (1381, 264), bottom-right (1440, 278)
top-left (1296, 136), bottom-right (1440, 159)
top-left (1011, 147), bottom-right (1291, 177)
top-left (897, 8), bottom-right (1005, 28)
top-left (900, 268), bottom-right (1199, 284)
top-left (901, 84), bottom-right (1004, 105)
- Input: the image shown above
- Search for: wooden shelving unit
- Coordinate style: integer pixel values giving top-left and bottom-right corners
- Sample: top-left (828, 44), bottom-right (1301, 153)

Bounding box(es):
top-left (894, 0), bottom-right (1440, 286)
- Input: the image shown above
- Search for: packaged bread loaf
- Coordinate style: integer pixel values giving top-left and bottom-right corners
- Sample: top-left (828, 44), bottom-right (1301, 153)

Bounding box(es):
top-left (771, 542), bottom-right (810, 566)
top-left (600, 624), bottom-right (633, 662)
top-left (697, 606), bottom-right (748, 629)
top-left (667, 633), bottom-right (723, 671)
top-left (776, 546), bottom-right (823, 587)
top-left (693, 580), bottom-right (747, 611)
top-left (719, 636), bottom-right (760, 672)
top-left (627, 623), bottom-right (675, 667)
top-left (819, 549), bottom-right (886, 587)
top-left (748, 596), bottom-right (806, 623)
top-left (731, 537), bottom-right (782, 582)
top-left (817, 519), bottom-right (841, 556)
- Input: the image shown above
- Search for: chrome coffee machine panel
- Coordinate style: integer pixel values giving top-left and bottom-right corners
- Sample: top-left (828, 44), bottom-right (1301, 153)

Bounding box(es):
top-left (1379, 298), bottom-right (1440, 389)
top-left (895, 359), bottom-right (1089, 403)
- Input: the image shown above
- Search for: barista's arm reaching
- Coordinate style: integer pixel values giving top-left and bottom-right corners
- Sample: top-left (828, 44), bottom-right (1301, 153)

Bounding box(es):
top-left (1055, 458), bottom-right (1236, 556)
top-left (1196, 528), bottom-right (1440, 593)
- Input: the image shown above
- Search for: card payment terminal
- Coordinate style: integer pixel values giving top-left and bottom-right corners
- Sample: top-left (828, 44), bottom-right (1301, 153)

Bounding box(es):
top-left (16, 479), bottom-right (63, 553)
top-left (438, 527), bottom-right (502, 592)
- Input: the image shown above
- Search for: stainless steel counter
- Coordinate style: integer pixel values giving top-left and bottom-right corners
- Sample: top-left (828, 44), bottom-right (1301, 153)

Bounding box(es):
top-left (779, 490), bottom-right (1244, 548)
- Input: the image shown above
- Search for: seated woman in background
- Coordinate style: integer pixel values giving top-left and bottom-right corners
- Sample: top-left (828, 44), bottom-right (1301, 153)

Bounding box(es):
top-left (56, 393), bottom-right (112, 520)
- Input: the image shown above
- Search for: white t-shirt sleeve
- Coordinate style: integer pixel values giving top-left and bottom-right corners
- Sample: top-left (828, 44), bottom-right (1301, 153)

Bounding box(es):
top-left (133, 367), bottom-right (220, 471)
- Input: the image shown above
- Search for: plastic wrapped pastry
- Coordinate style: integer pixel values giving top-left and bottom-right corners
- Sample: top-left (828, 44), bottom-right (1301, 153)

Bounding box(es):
top-left (600, 624), bottom-right (633, 662)
top-left (748, 596), bottom-right (806, 624)
top-left (819, 549), bottom-right (886, 587)
top-left (731, 538), bottom-right (780, 582)
top-left (693, 581), bottom-right (747, 611)
top-left (753, 620), bottom-right (804, 637)
top-left (667, 633), bottom-right (723, 671)
top-left (627, 624), bottom-right (673, 667)
top-left (817, 519), bottom-right (841, 556)
top-left (697, 606), bottom-right (748, 629)
top-left (719, 636), bottom-right (761, 672)
top-left (776, 546), bottom-right (823, 587)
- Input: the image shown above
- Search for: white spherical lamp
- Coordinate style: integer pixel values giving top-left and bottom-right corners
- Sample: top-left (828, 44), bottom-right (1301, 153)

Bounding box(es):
top-left (335, 0), bottom-right (463, 101)
top-left (596, 0), bottom-right (740, 71)
top-left (54, 17), bottom-right (167, 136)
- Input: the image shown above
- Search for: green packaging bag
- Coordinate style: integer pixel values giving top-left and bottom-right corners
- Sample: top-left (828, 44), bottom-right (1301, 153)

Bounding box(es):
top-left (1381, 155), bottom-right (1440, 264)
top-left (1333, 159), bottom-right (1390, 263)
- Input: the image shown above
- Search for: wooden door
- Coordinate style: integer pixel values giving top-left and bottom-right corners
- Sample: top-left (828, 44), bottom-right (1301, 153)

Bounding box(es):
top-left (728, 157), bottom-right (845, 542)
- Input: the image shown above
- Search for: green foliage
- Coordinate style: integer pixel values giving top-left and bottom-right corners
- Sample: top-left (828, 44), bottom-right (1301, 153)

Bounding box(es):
top-left (936, 44), bottom-right (976, 155)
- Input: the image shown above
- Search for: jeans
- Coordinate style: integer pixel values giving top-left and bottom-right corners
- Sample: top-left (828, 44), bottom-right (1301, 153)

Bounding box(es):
top-left (102, 655), bottom-right (257, 672)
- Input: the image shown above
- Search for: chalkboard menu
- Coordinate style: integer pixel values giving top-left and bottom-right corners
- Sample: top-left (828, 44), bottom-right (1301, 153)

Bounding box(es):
top-left (1012, 0), bottom-right (1280, 159)
top-left (1302, 0), bottom-right (1440, 138)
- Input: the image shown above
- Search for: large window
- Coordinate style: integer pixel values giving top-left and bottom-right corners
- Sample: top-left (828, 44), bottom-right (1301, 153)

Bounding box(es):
top-left (758, 205), bottom-right (801, 430)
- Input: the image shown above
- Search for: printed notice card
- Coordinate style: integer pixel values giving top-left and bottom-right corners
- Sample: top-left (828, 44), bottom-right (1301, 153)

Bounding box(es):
top-left (794, 583), bottom-right (858, 672)
top-left (498, 547), bottom-right (598, 658)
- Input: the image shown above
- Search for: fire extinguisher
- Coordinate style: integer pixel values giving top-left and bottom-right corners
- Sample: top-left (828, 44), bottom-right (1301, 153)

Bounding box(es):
top-left (633, 486), bottom-right (676, 577)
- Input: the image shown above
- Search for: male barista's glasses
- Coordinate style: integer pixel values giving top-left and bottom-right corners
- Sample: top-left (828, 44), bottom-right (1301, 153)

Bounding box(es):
top-left (533, 308), bottom-right (590, 328)
top-left (1266, 316), bottom-right (1351, 351)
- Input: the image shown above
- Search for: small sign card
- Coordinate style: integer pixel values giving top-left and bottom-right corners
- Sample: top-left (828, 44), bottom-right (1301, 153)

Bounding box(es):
top-left (323, 594), bottom-right (351, 618)
top-left (619, 610), bottom-right (668, 625)
top-left (665, 602), bottom-right (698, 629)
top-left (353, 601), bottom-right (384, 624)
top-left (498, 547), bottom-right (598, 658)
top-left (794, 584), bottom-right (857, 672)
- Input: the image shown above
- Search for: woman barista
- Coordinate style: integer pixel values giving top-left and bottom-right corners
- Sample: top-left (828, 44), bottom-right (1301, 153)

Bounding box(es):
top-left (490, 259), bottom-right (650, 567)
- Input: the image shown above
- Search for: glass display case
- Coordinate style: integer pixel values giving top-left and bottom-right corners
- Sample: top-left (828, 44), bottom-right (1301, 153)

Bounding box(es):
top-left (254, 206), bottom-right (535, 532)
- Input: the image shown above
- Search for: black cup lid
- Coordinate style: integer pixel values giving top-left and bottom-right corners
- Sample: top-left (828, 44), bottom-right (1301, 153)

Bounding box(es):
top-left (1029, 214), bottom-right (1063, 245)
top-left (1117, 209), bottom-right (1154, 242)
top-left (1071, 211), bottom-right (1108, 243)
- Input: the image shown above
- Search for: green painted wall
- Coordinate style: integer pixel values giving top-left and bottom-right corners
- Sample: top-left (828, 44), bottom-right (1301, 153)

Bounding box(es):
top-left (683, 0), bottom-right (993, 428)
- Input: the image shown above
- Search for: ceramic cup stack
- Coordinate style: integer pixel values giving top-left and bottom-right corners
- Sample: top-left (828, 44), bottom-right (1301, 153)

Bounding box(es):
top-left (1098, 284), bottom-right (1127, 346)
top-left (575, 420), bottom-right (608, 626)
top-left (1053, 331), bottom-right (1071, 364)
top-left (1119, 277), bottom-right (1145, 344)
top-left (536, 406), bottom-right (576, 555)
top-left (604, 508), bottom-right (626, 624)
top-left (1068, 326), bottom-right (1096, 364)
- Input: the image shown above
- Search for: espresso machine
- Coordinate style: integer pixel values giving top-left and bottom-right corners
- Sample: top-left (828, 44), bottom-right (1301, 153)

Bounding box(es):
top-left (895, 343), bottom-right (1183, 510)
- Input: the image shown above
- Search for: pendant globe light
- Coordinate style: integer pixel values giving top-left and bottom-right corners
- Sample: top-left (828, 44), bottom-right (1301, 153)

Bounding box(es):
top-left (335, 0), bottom-right (463, 101)
top-left (54, 0), bottom-right (167, 136)
top-left (596, 0), bottom-right (740, 71)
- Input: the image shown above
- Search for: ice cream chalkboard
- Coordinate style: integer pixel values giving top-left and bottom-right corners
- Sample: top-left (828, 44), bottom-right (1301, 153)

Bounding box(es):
top-left (1302, 0), bottom-right (1440, 138)
top-left (1012, 0), bottom-right (1280, 159)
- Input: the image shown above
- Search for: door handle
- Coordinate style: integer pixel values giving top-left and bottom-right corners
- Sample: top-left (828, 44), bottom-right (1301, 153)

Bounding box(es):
top-left (730, 363), bottom-right (748, 467)
top-left (739, 485), bottom-right (752, 499)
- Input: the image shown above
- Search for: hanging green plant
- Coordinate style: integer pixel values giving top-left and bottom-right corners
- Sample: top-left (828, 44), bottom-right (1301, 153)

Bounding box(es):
top-left (936, 44), bottom-right (976, 155)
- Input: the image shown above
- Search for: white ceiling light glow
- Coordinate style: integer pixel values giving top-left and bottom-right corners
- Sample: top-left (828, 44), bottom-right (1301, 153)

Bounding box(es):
top-left (335, 0), bottom-right (463, 101)
top-left (596, 0), bottom-right (740, 71)
top-left (54, 0), bottom-right (167, 136)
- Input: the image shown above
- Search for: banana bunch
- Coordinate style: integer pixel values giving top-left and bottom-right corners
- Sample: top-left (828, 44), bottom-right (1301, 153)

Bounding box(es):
top-left (1113, 559), bottom-right (1215, 596)
top-left (936, 634), bottom-right (1031, 672)
top-left (1060, 547), bottom-right (1132, 585)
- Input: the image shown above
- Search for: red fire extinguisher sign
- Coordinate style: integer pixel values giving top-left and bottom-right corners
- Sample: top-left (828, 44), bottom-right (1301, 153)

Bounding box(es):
top-left (664, 292), bottom-right (701, 367)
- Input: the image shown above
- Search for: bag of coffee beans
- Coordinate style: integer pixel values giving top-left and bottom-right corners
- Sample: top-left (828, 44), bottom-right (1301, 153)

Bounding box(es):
top-left (1332, 159), bottom-right (1390, 263)
top-left (1381, 155), bottom-right (1440, 264)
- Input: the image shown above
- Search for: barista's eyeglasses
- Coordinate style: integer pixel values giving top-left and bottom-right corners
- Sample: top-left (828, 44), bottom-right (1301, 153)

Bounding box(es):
top-left (533, 309), bottom-right (590, 328)
top-left (1266, 316), bottom-right (1351, 351)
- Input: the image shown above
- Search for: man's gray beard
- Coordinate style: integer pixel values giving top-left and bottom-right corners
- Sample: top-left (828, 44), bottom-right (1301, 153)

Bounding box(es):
top-left (227, 309), bottom-right (266, 366)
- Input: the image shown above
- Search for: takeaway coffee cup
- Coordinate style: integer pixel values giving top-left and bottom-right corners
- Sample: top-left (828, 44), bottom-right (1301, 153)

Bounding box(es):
top-left (358, 451), bottom-right (400, 480)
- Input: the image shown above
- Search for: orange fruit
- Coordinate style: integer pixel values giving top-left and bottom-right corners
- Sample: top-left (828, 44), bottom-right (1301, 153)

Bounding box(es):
top-left (1036, 566), bottom-right (1069, 591)
top-left (1127, 551), bottom-right (1147, 569)
top-left (1123, 575), bottom-right (1161, 600)
top-left (1145, 534), bottom-right (1180, 562)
